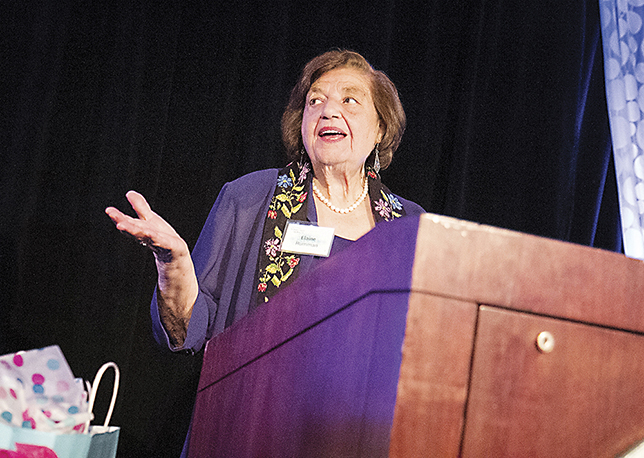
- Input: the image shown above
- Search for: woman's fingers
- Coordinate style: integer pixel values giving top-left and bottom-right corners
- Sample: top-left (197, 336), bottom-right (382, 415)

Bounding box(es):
top-left (105, 206), bottom-right (142, 235)
top-left (125, 190), bottom-right (155, 221)
top-left (105, 191), bottom-right (179, 251)
top-left (104, 206), bottom-right (132, 230)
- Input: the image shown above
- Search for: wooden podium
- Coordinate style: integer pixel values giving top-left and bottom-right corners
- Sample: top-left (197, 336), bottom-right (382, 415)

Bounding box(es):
top-left (189, 214), bottom-right (644, 457)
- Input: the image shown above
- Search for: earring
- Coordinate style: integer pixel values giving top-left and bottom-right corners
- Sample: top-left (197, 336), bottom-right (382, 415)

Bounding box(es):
top-left (373, 144), bottom-right (381, 174)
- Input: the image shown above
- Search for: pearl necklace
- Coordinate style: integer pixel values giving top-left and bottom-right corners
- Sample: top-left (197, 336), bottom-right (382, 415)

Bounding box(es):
top-left (312, 176), bottom-right (369, 214)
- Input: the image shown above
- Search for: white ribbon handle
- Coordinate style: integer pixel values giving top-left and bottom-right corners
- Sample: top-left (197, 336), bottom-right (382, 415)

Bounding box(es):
top-left (85, 362), bottom-right (120, 432)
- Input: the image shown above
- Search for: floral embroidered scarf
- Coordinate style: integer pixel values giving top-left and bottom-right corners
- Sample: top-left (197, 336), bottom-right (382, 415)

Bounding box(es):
top-left (255, 156), bottom-right (407, 306)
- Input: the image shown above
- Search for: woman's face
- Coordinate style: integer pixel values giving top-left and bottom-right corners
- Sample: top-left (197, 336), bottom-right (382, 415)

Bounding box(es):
top-left (301, 67), bottom-right (383, 172)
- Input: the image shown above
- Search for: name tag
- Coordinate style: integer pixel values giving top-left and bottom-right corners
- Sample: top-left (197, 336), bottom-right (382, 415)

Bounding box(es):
top-left (280, 220), bottom-right (335, 257)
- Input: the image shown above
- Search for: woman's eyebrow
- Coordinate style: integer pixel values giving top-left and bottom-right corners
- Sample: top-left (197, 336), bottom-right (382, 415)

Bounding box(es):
top-left (341, 85), bottom-right (368, 97)
top-left (307, 83), bottom-right (368, 98)
top-left (307, 86), bottom-right (324, 98)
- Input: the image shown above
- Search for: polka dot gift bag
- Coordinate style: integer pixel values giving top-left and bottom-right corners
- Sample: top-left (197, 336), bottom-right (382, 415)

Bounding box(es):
top-left (0, 346), bottom-right (120, 458)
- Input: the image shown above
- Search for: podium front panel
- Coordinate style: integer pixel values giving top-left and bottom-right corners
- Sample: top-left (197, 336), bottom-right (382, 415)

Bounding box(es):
top-left (461, 306), bottom-right (644, 457)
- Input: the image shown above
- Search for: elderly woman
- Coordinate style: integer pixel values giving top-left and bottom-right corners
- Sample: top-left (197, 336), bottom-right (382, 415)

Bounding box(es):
top-left (106, 50), bottom-right (424, 353)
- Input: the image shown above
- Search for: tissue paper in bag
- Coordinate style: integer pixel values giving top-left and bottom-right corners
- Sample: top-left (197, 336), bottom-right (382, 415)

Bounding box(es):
top-left (0, 346), bottom-right (92, 434)
top-left (0, 347), bottom-right (120, 458)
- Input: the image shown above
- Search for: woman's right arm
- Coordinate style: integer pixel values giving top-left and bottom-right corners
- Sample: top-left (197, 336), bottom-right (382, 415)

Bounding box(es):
top-left (105, 191), bottom-right (198, 346)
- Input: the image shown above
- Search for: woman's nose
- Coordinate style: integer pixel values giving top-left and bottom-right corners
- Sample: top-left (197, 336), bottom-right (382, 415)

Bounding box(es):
top-left (320, 100), bottom-right (341, 119)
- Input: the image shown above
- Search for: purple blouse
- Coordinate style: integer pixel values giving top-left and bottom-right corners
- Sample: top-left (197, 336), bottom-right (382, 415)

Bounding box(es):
top-left (151, 169), bottom-right (425, 353)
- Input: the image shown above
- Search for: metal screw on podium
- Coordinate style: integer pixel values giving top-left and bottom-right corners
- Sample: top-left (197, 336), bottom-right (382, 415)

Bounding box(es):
top-left (536, 331), bottom-right (555, 353)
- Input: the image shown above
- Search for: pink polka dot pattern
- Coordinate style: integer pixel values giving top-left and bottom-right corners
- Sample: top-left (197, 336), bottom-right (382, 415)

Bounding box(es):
top-left (0, 345), bottom-right (93, 432)
top-left (12, 354), bottom-right (23, 367)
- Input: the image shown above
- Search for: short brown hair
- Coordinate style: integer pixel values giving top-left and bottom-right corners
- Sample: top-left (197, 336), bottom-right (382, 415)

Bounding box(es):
top-left (281, 50), bottom-right (406, 170)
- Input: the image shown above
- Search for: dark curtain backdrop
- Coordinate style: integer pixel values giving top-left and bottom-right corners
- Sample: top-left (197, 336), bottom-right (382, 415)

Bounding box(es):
top-left (1, 1), bottom-right (621, 457)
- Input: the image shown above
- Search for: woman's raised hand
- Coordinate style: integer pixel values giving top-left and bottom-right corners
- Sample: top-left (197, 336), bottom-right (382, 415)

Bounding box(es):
top-left (106, 191), bottom-right (198, 345)
top-left (105, 190), bottom-right (189, 262)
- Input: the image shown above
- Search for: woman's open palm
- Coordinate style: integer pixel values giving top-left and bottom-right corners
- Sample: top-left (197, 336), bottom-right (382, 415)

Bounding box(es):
top-left (105, 191), bottom-right (189, 262)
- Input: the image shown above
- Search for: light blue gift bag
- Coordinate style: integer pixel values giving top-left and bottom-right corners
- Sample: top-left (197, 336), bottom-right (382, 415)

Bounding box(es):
top-left (0, 422), bottom-right (91, 457)
top-left (0, 351), bottom-right (120, 458)
top-left (84, 362), bottom-right (121, 458)
top-left (0, 423), bottom-right (119, 458)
